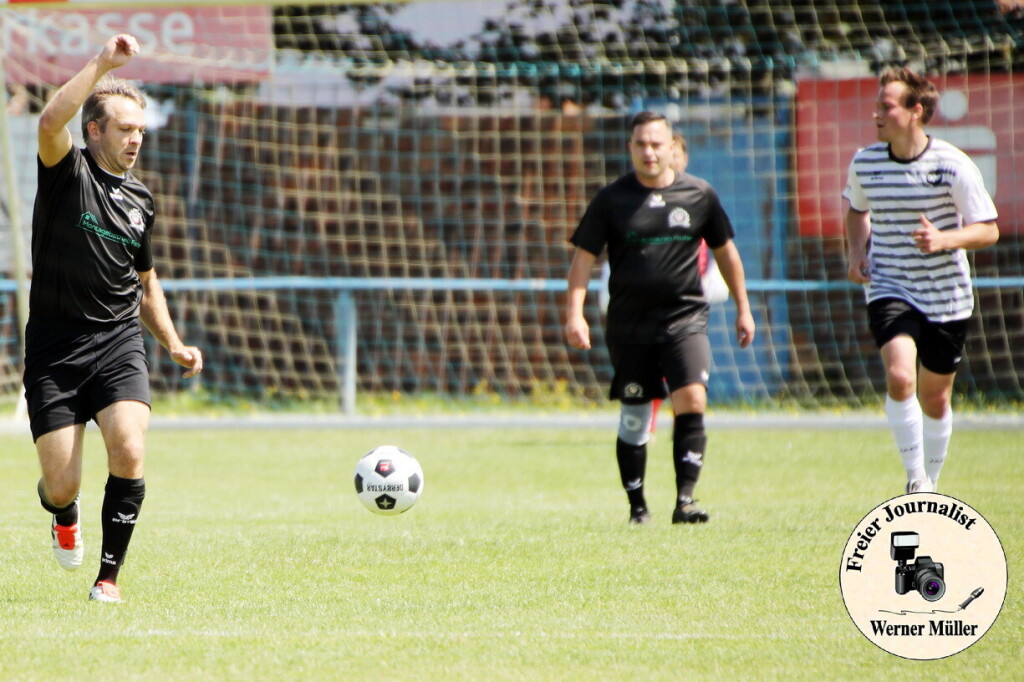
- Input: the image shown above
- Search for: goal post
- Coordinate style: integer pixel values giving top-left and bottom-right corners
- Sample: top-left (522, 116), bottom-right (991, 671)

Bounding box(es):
top-left (1, 0), bottom-right (1022, 413)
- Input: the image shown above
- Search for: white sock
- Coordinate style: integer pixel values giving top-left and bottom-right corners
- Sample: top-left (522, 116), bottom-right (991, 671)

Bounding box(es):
top-left (923, 410), bottom-right (953, 487)
top-left (885, 395), bottom-right (925, 482)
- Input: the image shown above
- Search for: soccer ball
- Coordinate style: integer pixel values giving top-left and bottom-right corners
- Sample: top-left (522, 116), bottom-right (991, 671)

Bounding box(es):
top-left (354, 445), bottom-right (424, 515)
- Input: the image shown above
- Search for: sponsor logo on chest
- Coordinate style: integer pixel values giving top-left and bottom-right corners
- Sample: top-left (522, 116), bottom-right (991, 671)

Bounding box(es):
top-left (76, 211), bottom-right (141, 249)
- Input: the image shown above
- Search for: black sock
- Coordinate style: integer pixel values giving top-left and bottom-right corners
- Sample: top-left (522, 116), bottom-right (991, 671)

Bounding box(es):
top-left (95, 475), bottom-right (146, 585)
top-left (616, 438), bottom-right (648, 508)
top-left (673, 413), bottom-right (707, 501)
top-left (38, 479), bottom-right (79, 527)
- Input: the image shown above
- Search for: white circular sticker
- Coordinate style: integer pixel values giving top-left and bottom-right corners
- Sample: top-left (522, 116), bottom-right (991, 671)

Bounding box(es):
top-left (839, 493), bottom-right (1006, 660)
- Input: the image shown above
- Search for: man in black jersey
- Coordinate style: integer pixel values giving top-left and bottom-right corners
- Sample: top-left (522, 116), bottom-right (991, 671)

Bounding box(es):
top-left (24, 34), bottom-right (203, 603)
top-left (565, 111), bottom-right (754, 525)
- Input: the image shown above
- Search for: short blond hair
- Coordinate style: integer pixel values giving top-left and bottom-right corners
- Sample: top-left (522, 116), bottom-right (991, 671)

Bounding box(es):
top-left (673, 132), bottom-right (687, 153)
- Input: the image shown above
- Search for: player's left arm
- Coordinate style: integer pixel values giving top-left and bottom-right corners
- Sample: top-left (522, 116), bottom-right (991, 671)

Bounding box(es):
top-left (711, 240), bottom-right (755, 349)
top-left (912, 216), bottom-right (998, 254)
top-left (138, 268), bottom-right (203, 378)
top-left (915, 156), bottom-right (1000, 253)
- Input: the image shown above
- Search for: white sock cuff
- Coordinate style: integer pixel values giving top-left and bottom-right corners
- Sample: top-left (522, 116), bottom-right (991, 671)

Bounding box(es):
top-left (885, 395), bottom-right (922, 422)
top-left (922, 411), bottom-right (953, 437)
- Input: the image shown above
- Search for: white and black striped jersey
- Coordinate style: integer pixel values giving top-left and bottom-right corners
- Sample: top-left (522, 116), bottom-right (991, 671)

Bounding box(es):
top-left (843, 137), bottom-right (997, 322)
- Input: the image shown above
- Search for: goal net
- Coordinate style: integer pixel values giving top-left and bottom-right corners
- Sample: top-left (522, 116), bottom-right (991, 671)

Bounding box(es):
top-left (1, 0), bottom-right (1022, 411)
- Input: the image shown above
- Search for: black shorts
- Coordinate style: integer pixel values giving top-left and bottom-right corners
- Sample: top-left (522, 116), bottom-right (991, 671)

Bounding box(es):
top-left (608, 332), bottom-right (712, 403)
top-left (23, 317), bottom-right (151, 442)
top-left (867, 298), bottom-right (968, 375)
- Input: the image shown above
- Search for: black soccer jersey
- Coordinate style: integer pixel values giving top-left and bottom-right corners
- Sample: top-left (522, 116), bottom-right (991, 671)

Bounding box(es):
top-left (29, 146), bottom-right (155, 323)
top-left (571, 171), bottom-right (734, 342)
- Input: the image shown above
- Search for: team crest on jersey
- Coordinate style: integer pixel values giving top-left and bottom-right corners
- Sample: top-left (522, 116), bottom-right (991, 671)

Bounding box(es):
top-left (926, 170), bottom-right (943, 186)
top-left (624, 382), bottom-right (644, 398)
top-left (648, 193), bottom-right (665, 208)
top-left (668, 207), bottom-right (691, 229)
top-left (128, 208), bottom-right (145, 232)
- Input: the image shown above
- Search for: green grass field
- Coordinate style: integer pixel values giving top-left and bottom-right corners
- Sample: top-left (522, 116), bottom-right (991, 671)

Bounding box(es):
top-left (1, 423), bottom-right (1020, 680)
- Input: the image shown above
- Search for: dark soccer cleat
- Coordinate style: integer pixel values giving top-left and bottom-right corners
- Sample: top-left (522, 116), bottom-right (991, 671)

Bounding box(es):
top-left (629, 505), bottom-right (652, 526)
top-left (672, 497), bottom-right (709, 524)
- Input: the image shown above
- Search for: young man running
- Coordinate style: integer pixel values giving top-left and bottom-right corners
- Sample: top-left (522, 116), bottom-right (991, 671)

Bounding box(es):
top-left (844, 67), bottom-right (998, 494)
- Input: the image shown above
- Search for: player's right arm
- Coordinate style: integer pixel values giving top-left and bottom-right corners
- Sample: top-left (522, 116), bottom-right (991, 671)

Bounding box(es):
top-left (38, 34), bottom-right (139, 167)
top-left (842, 157), bottom-right (872, 285)
top-left (564, 248), bottom-right (597, 350)
top-left (845, 203), bottom-right (871, 284)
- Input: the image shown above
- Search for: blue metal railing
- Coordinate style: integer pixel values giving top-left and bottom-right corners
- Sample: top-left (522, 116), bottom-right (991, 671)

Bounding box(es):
top-left (4, 275), bottom-right (1021, 294)
top-left (3, 276), bottom-right (1021, 411)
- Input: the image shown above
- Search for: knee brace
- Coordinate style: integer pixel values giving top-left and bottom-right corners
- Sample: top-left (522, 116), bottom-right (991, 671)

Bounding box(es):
top-left (618, 402), bottom-right (653, 446)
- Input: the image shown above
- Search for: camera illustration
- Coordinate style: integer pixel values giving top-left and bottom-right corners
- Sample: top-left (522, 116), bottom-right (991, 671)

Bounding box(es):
top-left (891, 531), bottom-right (946, 601)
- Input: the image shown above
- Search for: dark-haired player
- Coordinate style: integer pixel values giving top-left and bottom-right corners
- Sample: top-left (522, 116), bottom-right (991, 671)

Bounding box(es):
top-left (844, 67), bottom-right (998, 494)
top-left (25, 34), bottom-right (203, 603)
top-left (565, 111), bottom-right (754, 525)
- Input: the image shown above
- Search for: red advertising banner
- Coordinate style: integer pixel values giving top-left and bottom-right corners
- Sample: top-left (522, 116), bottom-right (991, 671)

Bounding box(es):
top-left (2, 6), bottom-right (272, 84)
top-left (796, 75), bottom-right (1023, 236)
top-left (1, 0), bottom-right (262, 3)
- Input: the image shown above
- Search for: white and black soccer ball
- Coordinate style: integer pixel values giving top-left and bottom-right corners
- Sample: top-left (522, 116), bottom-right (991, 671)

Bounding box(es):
top-left (354, 445), bottom-right (424, 515)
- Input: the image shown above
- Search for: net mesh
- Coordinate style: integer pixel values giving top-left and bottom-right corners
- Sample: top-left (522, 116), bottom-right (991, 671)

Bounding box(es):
top-left (1, 0), bottom-right (1022, 409)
